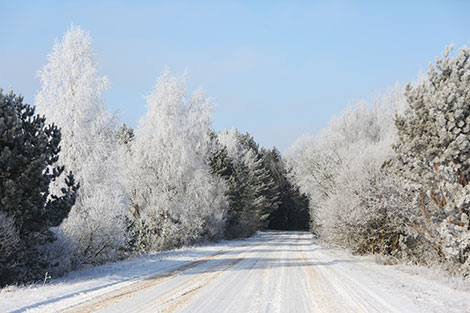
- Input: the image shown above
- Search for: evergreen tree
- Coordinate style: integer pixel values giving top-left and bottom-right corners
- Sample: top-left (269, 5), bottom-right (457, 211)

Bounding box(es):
top-left (226, 163), bottom-right (256, 238)
top-left (207, 130), bottom-right (249, 238)
top-left (390, 45), bottom-right (470, 271)
top-left (263, 148), bottom-right (309, 230)
top-left (115, 123), bottom-right (135, 147)
top-left (208, 130), bottom-right (234, 178)
top-left (215, 129), bottom-right (286, 237)
top-left (0, 90), bottom-right (78, 286)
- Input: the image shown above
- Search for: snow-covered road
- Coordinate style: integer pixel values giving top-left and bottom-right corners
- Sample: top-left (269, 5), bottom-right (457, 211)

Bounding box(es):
top-left (3, 231), bottom-right (470, 312)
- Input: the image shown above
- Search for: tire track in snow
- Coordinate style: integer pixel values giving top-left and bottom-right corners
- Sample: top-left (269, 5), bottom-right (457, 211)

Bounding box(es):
top-left (65, 232), bottom-right (408, 313)
top-left (64, 240), bottom-right (259, 313)
top-left (172, 241), bottom-right (270, 313)
top-left (299, 245), bottom-right (402, 313)
top-left (64, 255), bottom-right (224, 313)
top-left (145, 257), bottom-right (246, 313)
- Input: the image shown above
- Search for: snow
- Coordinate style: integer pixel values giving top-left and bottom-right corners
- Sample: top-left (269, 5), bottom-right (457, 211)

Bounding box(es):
top-left (0, 238), bottom-right (247, 312)
top-left (1, 231), bottom-right (470, 313)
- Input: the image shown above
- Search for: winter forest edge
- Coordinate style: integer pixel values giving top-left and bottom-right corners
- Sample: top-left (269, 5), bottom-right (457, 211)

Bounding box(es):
top-left (1, 25), bottom-right (470, 287)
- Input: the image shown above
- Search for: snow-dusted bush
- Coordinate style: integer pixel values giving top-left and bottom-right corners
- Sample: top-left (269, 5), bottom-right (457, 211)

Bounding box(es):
top-left (388, 45), bottom-right (470, 275)
top-left (35, 26), bottom-right (127, 264)
top-left (125, 70), bottom-right (227, 252)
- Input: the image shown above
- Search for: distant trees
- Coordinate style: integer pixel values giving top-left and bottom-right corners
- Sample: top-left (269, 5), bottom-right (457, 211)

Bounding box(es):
top-left (35, 26), bottom-right (127, 263)
top-left (263, 148), bottom-right (309, 231)
top-left (213, 128), bottom-right (309, 238)
top-left (215, 129), bottom-right (272, 238)
top-left (0, 90), bottom-right (78, 286)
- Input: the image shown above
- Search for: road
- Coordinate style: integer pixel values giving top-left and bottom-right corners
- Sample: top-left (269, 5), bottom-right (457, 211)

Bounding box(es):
top-left (64, 232), bottom-right (412, 313)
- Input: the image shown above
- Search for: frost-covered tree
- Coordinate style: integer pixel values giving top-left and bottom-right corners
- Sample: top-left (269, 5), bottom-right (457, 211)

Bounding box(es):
top-left (0, 90), bottom-right (78, 286)
top-left (208, 130), bottom-right (234, 179)
top-left (389, 45), bottom-right (470, 272)
top-left (216, 129), bottom-right (256, 238)
top-left (262, 148), bottom-right (309, 231)
top-left (215, 129), bottom-right (280, 238)
top-left (126, 70), bottom-right (227, 251)
top-left (287, 86), bottom-right (408, 253)
top-left (115, 123), bottom-right (134, 147)
top-left (240, 135), bottom-right (280, 229)
top-left (35, 26), bottom-right (127, 263)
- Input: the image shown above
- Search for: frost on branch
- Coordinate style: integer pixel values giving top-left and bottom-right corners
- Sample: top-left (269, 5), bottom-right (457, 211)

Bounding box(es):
top-left (287, 86), bottom-right (408, 254)
top-left (35, 25), bottom-right (127, 264)
top-left (125, 70), bottom-right (227, 251)
top-left (389, 45), bottom-right (470, 273)
top-left (216, 128), bottom-right (281, 238)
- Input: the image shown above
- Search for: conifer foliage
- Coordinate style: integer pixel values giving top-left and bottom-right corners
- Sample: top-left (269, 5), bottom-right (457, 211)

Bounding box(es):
top-left (262, 148), bottom-right (309, 231)
top-left (213, 129), bottom-right (308, 238)
top-left (390, 46), bottom-right (470, 272)
top-left (216, 129), bottom-right (269, 238)
top-left (0, 90), bottom-right (78, 286)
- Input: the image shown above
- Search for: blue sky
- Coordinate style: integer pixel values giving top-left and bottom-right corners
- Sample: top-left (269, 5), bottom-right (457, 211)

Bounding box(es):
top-left (1, 0), bottom-right (470, 151)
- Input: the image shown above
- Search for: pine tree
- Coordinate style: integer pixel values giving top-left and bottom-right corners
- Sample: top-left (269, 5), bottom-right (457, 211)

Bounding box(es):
top-left (115, 123), bottom-right (135, 147)
top-left (0, 90), bottom-right (78, 286)
top-left (215, 129), bottom-right (284, 237)
top-left (263, 148), bottom-right (309, 231)
top-left (217, 129), bottom-right (256, 238)
top-left (390, 45), bottom-right (470, 271)
top-left (244, 148), bottom-right (278, 229)
top-left (208, 129), bottom-right (234, 178)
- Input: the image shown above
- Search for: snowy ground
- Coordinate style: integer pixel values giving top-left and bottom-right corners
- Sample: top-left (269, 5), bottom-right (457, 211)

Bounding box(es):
top-left (2, 231), bottom-right (470, 313)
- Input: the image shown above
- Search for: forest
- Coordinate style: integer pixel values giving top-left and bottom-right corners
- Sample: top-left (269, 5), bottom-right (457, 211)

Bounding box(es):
top-left (0, 26), bottom-right (308, 287)
top-left (1, 25), bottom-right (469, 287)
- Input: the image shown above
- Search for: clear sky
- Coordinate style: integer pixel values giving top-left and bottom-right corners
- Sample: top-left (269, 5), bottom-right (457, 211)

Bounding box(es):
top-left (1, 0), bottom-right (470, 151)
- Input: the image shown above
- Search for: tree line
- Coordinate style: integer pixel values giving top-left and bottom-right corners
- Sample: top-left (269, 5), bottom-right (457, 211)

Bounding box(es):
top-left (287, 45), bottom-right (470, 277)
top-left (0, 26), bottom-right (308, 287)
top-left (3, 25), bottom-right (468, 287)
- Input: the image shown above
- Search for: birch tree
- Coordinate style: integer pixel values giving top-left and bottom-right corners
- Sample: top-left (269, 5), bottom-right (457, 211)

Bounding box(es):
top-left (126, 70), bottom-right (227, 251)
top-left (35, 26), bottom-right (127, 263)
